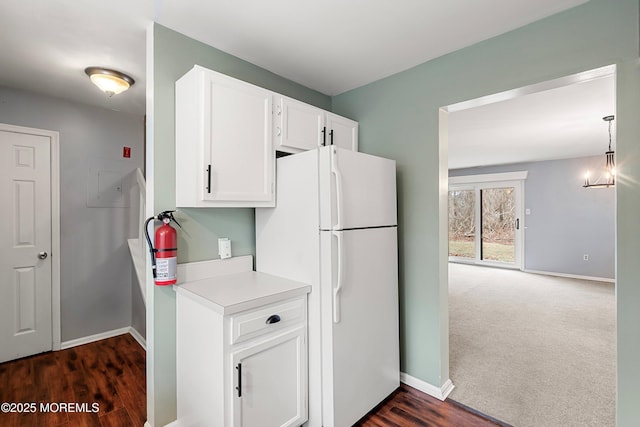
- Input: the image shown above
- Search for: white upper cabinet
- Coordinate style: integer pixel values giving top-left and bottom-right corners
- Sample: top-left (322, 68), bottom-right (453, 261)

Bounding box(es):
top-left (176, 66), bottom-right (275, 207)
top-left (274, 96), bottom-right (324, 152)
top-left (325, 112), bottom-right (358, 151)
top-left (274, 95), bottom-right (358, 154)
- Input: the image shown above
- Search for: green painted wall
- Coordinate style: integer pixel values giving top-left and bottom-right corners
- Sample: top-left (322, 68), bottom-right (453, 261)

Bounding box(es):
top-left (331, 0), bottom-right (640, 425)
top-left (150, 24), bottom-right (330, 425)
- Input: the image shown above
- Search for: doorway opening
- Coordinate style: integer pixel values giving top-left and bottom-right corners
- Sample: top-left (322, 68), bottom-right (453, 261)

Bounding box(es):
top-left (440, 64), bottom-right (617, 425)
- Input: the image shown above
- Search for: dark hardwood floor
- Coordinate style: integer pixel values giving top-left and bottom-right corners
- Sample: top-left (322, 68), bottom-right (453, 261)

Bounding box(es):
top-left (0, 334), bottom-right (146, 427)
top-left (1, 333), bottom-right (505, 427)
top-left (357, 384), bottom-right (510, 427)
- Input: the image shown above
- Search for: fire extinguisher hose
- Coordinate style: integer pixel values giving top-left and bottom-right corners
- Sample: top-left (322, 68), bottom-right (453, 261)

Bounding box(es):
top-left (144, 216), bottom-right (158, 278)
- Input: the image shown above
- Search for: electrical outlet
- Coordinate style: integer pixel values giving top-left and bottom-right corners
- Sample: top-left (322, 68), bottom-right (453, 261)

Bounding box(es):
top-left (583, 254), bottom-right (589, 261)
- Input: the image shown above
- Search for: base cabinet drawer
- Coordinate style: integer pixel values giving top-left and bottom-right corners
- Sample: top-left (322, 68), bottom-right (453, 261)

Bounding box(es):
top-left (231, 297), bottom-right (305, 345)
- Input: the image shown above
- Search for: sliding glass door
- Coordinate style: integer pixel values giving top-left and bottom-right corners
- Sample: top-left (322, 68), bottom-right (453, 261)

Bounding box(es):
top-left (449, 180), bottom-right (523, 268)
top-left (448, 188), bottom-right (476, 260)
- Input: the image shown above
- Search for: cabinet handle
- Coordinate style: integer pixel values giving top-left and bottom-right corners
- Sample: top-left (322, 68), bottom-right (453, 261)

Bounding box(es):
top-left (206, 164), bottom-right (212, 193)
top-left (265, 314), bottom-right (281, 324)
top-left (236, 363), bottom-right (242, 397)
top-left (329, 129), bottom-right (334, 146)
top-left (321, 127), bottom-right (326, 146)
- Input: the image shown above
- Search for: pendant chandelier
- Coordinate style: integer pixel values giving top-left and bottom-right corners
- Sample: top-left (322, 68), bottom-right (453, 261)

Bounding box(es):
top-left (583, 115), bottom-right (615, 188)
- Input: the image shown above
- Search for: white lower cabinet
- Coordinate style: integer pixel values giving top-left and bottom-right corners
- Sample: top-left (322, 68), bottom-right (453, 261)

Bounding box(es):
top-left (231, 327), bottom-right (306, 427)
top-left (176, 291), bottom-right (308, 427)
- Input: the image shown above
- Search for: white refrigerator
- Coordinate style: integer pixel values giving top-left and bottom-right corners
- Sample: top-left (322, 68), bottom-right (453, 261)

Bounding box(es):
top-left (256, 146), bottom-right (399, 427)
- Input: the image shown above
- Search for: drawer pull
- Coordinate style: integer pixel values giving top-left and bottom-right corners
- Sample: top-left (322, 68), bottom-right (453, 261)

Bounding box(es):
top-left (265, 314), bottom-right (281, 324)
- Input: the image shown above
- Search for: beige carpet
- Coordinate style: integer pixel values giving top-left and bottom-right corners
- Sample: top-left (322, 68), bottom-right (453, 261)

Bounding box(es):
top-left (448, 263), bottom-right (615, 427)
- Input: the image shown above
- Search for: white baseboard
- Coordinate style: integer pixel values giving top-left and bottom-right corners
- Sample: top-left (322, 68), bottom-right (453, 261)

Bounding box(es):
top-left (61, 326), bottom-right (147, 350)
top-left (129, 326), bottom-right (147, 350)
top-left (400, 372), bottom-right (455, 401)
top-left (523, 269), bottom-right (615, 283)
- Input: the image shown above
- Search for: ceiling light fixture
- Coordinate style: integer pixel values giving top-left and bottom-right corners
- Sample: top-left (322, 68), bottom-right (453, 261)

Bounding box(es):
top-left (583, 115), bottom-right (615, 189)
top-left (84, 67), bottom-right (135, 97)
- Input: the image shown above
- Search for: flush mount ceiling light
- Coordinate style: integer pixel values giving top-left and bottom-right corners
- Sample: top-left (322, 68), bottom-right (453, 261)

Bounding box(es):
top-left (583, 115), bottom-right (616, 189)
top-left (84, 67), bottom-right (135, 97)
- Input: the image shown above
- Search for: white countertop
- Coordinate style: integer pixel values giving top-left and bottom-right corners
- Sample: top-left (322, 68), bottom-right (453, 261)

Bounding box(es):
top-left (174, 270), bottom-right (311, 315)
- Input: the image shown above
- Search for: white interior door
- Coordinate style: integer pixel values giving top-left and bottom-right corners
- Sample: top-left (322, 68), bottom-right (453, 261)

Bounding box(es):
top-left (0, 128), bottom-right (53, 363)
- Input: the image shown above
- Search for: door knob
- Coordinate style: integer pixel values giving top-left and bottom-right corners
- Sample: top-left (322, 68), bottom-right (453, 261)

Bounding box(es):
top-left (38, 251), bottom-right (48, 260)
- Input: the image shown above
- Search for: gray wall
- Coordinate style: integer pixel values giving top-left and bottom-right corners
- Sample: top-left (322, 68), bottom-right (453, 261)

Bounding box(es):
top-left (332, 0), bottom-right (640, 424)
top-left (0, 85), bottom-right (145, 342)
top-left (131, 270), bottom-right (146, 340)
top-left (450, 156), bottom-right (615, 279)
top-left (148, 24), bottom-right (331, 426)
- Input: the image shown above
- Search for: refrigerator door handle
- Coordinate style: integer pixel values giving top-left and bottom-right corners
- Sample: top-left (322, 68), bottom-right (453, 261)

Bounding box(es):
top-left (332, 230), bottom-right (344, 323)
top-left (331, 147), bottom-right (344, 231)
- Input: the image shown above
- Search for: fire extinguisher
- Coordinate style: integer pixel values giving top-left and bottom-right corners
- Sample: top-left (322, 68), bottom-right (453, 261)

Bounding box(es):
top-left (144, 210), bottom-right (181, 286)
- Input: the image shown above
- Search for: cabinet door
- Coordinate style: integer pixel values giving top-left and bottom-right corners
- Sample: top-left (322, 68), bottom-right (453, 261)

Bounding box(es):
top-left (326, 113), bottom-right (358, 151)
top-left (203, 73), bottom-right (274, 205)
top-left (231, 327), bottom-right (307, 427)
top-left (274, 96), bottom-right (324, 153)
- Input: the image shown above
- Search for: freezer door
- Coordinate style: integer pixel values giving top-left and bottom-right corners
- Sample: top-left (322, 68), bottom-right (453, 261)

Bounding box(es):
top-left (319, 146), bottom-right (397, 230)
top-left (320, 227), bottom-right (399, 427)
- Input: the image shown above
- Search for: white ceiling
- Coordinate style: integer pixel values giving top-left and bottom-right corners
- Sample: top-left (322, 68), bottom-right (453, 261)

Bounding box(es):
top-left (0, 0), bottom-right (606, 168)
top-left (448, 71), bottom-right (616, 170)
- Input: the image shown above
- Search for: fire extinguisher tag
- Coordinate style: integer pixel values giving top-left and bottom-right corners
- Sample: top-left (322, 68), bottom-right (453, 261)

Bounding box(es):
top-left (155, 257), bottom-right (177, 284)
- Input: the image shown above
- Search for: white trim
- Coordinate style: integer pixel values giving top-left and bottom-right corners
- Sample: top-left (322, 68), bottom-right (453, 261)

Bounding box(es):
top-left (400, 372), bottom-right (455, 401)
top-left (524, 269), bottom-right (615, 283)
top-left (145, 21), bottom-right (156, 427)
top-left (449, 171), bottom-right (528, 185)
top-left (51, 130), bottom-right (61, 351)
top-left (0, 123), bottom-right (61, 352)
top-left (129, 327), bottom-right (147, 350)
top-left (60, 327), bottom-right (145, 350)
top-left (61, 327), bottom-right (131, 349)
top-left (445, 64), bottom-right (616, 113)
